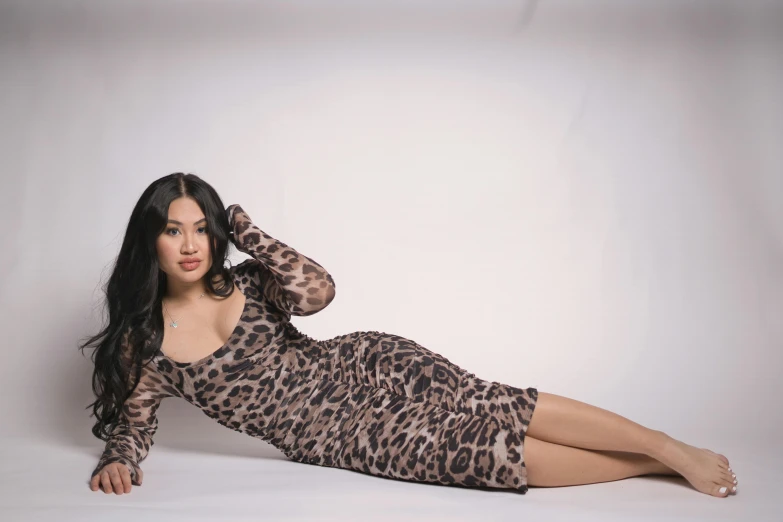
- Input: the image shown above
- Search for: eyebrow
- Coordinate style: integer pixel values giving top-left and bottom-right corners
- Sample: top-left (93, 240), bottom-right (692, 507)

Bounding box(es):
top-left (167, 218), bottom-right (207, 225)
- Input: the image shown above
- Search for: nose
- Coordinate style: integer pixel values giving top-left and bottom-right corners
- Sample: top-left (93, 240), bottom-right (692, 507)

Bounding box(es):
top-left (180, 233), bottom-right (198, 254)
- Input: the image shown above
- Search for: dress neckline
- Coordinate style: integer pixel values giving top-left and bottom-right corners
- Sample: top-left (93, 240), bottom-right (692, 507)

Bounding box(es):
top-left (157, 266), bottom-right (249, 368)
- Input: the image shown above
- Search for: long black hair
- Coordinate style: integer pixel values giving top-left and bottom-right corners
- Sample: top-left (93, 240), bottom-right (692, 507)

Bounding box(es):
top-left (78, 172), bottom-right (236, 440)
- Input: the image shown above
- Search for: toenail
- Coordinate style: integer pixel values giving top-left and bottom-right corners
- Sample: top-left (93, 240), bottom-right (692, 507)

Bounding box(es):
top-left (719, 486), bottom-right (727, 494)
top-left (732, 486), bottom-right (736, 492)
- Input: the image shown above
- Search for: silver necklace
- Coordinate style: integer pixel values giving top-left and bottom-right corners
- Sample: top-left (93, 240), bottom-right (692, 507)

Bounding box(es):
top-left (163, 292), bottom-right (206, 328)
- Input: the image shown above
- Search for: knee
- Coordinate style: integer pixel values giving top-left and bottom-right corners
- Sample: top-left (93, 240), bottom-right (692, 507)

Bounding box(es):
top-left (523, 435), bottom-right (546, 486)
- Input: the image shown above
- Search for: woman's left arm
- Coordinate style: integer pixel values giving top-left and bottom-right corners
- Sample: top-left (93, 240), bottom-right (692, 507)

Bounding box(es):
top-left (226, 204), bottom-right (336, 316)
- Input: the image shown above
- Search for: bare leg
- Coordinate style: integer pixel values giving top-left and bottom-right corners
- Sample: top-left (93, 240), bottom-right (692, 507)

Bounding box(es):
top-left (524, 435), bottom-right (678, 488)
top-left (524, 392), bottom-right (738, 497)
top-left (527, 392), bottom-right (668, 454)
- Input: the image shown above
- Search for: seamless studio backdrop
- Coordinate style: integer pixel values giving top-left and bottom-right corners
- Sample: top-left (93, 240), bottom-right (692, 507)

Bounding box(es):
top-left (0, 1), bottom-right (781, 521)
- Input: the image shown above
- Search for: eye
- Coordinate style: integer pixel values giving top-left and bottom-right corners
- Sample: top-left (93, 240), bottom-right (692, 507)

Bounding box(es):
top-left (165, 227), bottom-right (208, 236)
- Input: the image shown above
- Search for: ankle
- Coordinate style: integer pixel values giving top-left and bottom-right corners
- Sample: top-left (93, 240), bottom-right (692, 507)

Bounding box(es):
top-left (645, 430), bottom-right (673, 459)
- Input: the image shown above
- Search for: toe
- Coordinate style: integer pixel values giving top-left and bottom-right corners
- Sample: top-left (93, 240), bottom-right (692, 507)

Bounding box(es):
top-left (718, 474), bottom-right (737, 496)
top-left (717, 453), bottom-right (730, 466)
top-left (714, 483), bottom-right (730, 497)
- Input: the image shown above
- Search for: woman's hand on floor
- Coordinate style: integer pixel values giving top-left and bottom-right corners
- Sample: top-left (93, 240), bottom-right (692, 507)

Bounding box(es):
top-left (89, 462), bottom-right (140, 494)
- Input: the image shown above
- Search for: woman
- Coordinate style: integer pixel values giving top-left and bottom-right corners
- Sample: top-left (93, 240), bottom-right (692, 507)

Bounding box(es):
top-left (81, 172), bottom-right (737, 497)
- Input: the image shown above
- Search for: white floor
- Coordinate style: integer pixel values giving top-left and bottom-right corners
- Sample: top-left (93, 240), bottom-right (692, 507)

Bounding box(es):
top-left (0, 435), bottom-right (774, 522)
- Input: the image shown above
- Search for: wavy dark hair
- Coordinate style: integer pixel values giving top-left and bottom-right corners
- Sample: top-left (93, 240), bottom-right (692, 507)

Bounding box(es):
top-left (78, 172), bottom-right (236, 441)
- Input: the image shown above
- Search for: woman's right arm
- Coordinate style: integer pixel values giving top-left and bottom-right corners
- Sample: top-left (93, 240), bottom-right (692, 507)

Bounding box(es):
top-left (90, 335), bottom-right (169, 494)
top-left (89, 391), bottom-right (163, 494)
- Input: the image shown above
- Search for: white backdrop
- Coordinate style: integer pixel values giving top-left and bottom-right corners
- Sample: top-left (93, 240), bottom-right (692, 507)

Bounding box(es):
top-left (0, 1), bottom-right (780, 520)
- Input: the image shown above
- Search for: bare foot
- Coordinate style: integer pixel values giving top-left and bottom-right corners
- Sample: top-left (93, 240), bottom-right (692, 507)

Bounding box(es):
top-left (646, 458), bottom-right (681, 477)
top-left (655, 435), bottom-right (737, 497)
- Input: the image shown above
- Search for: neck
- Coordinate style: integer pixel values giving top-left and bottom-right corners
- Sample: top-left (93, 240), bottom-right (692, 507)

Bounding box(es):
top-left (165, 277), bottom-right (208, 304)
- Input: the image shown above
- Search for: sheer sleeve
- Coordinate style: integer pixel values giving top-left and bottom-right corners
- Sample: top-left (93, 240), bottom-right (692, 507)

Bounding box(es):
top-left (91, 331), bottom-right (172, 486)
top-left (227, 204), bottom-right (336, 317)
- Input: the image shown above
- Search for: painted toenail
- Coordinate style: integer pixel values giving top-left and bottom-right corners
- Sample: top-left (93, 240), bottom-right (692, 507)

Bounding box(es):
top-left (733, 479), bottom-right (737, 484)
top-left (719, 487), bottom-right (727, 494)
top-left (732, 486), bottom-right (736, 492)
top-left (732, 473), bottom-right (735, 478)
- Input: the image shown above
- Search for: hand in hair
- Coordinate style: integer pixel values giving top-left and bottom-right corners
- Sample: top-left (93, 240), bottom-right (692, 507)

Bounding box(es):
top-left (225, 203), bottom-right (255, 252)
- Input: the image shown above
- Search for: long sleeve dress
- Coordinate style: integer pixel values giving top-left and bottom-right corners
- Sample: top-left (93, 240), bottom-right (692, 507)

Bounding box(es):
top-left (91, 205), bottom-right (539, 494)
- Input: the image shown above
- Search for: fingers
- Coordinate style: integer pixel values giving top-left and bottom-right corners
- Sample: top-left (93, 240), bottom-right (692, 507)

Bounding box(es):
top-left (228, 205), bottom-right (249, 225)
top-left (92, 465), bottom-right (133, 494)
top-left (109, 467), bottom-right (123, 494)
top-left (226, 204), bottom-right (242, 223)
top-left (119, 466), bottom-right (133, 493)
top-left (100, 470), bottom-right (113, 494)
top-left (109, 465), bottom-right (128, 494)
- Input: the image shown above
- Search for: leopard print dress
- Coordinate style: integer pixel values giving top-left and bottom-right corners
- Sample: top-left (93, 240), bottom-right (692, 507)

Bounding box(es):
top-left (91, 205), bottom-right (539, 493)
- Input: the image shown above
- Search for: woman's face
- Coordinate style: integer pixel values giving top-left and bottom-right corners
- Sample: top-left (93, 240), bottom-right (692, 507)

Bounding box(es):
top-left (156, 196), bottom-right (213, 285)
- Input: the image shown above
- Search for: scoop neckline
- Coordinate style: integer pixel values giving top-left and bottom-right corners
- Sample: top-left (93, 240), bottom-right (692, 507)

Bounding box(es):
top-left (157, 267), bottom-right (249, 368)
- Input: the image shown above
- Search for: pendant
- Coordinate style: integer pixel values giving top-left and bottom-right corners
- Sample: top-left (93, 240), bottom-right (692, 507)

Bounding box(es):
top-left (170, 322), bottom-right (178, 328)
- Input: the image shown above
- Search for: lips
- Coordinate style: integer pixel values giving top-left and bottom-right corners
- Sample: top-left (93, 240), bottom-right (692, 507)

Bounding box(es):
top-left (180, 260), bottom-right (201, 271)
